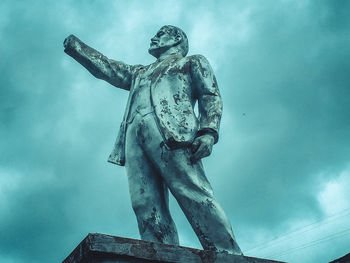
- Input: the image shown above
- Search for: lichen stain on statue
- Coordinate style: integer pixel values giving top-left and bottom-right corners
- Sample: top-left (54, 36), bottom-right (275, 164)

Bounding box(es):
top-left (63, 25), bottom-right (243, 255)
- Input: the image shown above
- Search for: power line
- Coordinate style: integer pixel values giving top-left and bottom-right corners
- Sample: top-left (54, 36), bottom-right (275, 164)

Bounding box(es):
top-left (265, 227), bottom-right (350, 259)
top-left (245, 207), bottom-right (350, 253)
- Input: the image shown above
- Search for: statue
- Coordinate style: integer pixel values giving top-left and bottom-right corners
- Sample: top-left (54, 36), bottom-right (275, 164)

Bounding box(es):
top-left (63, 25), bottom-right (242, 255)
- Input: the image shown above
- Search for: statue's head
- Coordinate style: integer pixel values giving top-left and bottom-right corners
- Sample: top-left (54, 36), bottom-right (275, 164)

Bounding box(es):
top-left (148, 25), bottom-right (189, 58)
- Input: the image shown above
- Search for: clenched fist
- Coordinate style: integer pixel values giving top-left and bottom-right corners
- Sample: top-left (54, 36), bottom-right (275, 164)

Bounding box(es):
top-left (190, 134), bottom-right (215, 163)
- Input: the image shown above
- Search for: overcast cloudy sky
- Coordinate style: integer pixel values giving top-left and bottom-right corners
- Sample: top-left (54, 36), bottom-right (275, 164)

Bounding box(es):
top-left (1, 1), bottom-right (349, 262)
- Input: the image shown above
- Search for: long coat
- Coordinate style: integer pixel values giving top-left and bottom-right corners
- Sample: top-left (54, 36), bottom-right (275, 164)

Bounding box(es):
top-left (64, 35), bottom-right (223, 166)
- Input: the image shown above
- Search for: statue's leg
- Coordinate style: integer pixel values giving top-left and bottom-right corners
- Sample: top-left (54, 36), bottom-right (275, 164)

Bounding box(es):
top-left (140, 116), bottom-right (242, 254)
top-left (158, 152), bottom-right (241, 254)
top-left (125, 116), bottom-right (179, 245)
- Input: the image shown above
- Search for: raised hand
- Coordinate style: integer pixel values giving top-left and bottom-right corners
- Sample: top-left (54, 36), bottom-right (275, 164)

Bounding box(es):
top-left (63, 34), bottom-right (76, 50)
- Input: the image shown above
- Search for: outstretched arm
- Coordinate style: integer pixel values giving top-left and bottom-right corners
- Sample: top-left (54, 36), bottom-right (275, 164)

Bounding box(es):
top-left (63, 34), bottom-right (139, 91)
top-left (190, 55), bottom-right (223, 162)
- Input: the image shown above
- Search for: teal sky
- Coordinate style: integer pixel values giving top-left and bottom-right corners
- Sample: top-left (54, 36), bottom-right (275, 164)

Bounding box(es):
top-left (1, 1), bottom-right (349, 262)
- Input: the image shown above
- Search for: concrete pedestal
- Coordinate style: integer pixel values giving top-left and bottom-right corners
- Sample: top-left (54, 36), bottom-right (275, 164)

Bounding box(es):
top-left (62, 233), bottom-right (286, 263)
top-left (329, 252), bottom-right (350, 263)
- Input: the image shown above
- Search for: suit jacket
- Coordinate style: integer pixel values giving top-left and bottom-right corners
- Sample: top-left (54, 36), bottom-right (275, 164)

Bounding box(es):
top-left (64, 35), bottom-right (223, 166)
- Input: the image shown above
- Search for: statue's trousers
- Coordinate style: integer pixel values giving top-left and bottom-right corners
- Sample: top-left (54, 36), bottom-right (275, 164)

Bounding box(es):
top-left (124, 112), bottom-right (242, 254)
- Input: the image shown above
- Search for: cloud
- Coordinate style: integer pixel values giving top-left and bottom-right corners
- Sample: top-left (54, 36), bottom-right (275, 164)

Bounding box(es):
top-left (244, 167), bottom-right (350, 262)
top-left (0, 1), bottom-right (349, 263)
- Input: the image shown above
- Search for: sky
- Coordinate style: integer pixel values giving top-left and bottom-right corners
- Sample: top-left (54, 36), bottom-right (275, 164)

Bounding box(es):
top-left (0, 0), bottom-right (349, 262)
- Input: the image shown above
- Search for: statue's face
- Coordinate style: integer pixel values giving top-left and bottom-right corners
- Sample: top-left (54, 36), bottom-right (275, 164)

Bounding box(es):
top-left (148, 27), bottom-right (179, 58)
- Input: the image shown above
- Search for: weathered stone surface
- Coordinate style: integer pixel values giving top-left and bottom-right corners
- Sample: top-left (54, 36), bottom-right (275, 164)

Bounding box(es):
top-left (62, 233), bottom-right (287, 263)
top-left (63, 26), bottom-right (241, 254)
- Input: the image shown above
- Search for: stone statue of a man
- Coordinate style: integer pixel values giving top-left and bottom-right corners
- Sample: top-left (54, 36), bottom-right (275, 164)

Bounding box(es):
top-left (63, 25), bottom-right (242, 255)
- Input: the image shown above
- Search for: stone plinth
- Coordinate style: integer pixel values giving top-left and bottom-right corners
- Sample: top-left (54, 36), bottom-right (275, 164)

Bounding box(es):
top-left (62, 233), bottom-right (286, 263)
top-left (329, 252), bottom-right (350, 263)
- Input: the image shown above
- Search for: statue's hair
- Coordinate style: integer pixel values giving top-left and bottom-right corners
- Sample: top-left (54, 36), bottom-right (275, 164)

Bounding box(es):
top-left (162, 25), bottom-right (189, 57)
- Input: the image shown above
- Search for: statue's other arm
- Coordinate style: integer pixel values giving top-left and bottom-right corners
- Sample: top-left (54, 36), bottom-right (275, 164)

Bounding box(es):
top-left (64, 34), bottom-right (136, 91)
top-left (190, 55), bottom-right (223, 144)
